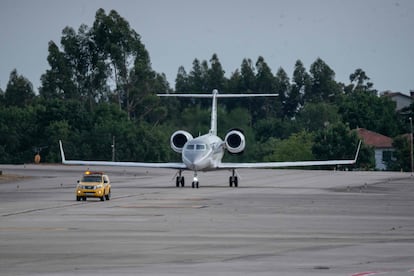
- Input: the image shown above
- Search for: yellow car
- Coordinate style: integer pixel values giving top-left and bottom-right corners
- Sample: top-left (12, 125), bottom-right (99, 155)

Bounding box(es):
top-left (76, 171), bottom-right (111, 201)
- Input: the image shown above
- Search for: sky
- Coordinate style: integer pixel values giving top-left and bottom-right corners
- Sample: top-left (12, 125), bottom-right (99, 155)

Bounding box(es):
top-left (0, 0), bottom-right (413, 94)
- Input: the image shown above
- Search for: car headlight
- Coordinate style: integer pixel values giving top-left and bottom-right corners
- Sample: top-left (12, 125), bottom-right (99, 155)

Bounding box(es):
top-left (96, 185), bottom-right (103, 189)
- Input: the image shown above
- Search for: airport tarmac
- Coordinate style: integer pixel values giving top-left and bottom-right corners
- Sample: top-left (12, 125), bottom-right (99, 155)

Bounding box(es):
top-left (0, 164), bottom-right (413, 276)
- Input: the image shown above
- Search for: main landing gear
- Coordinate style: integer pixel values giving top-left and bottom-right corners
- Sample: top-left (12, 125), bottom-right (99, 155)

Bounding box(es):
top-left (175, 170), bottom-right (184, 187)
top-left (175, 170), bottom-right (239, 188)
top-left (229, 169), bottom-right (238, 187)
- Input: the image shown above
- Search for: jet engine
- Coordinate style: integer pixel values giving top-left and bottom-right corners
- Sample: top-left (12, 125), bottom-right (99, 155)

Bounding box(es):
top-left (170, 130), bottom-right (193, 153)
top-left (224, 129), bottom-right (245, 154)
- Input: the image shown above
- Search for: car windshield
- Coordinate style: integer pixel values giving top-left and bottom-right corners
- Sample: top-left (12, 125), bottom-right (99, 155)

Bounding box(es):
top-left (81, 175), bottom-right (102, 182)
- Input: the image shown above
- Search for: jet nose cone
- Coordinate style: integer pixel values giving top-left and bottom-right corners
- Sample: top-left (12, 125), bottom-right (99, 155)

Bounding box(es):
top-left (183, 151), bottom-right (205, 170)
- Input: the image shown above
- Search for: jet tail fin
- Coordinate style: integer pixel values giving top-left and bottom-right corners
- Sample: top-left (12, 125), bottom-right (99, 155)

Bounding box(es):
top-left (157, 90), bottom-right (278, 136)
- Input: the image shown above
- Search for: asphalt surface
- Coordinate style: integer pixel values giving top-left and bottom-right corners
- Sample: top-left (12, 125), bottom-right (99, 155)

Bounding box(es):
top-left (0, 164), bottom-right (413, 276)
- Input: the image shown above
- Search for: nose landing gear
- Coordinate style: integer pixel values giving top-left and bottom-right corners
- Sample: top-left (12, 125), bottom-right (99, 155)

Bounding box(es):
top-left (192, 172), bottom-right (199, 188)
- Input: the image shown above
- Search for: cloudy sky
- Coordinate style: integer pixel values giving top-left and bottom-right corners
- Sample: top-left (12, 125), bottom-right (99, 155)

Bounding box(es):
top-left (1, 0), bottom-right (413, 94)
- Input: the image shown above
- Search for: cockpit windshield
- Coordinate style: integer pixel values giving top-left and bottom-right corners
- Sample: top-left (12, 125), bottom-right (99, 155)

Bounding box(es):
top-left (196, 144), bottom-right (206, 150)
top-left (186, 143), bottom-right (207, 151)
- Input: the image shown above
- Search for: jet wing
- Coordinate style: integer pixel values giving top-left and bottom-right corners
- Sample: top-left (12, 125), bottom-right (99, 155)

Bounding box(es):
top-left (218, 141), bottom-right (361, 169)
top-left (59, 141), bottom-right (187, 169)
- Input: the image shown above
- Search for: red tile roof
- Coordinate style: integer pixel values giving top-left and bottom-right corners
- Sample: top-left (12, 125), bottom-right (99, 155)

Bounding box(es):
top-left (356, 128), bottom-right (393, 148)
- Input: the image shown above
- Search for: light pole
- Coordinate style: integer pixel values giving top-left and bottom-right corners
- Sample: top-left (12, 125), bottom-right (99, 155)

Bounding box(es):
top-left (410, 117), bottom-right (413, 176)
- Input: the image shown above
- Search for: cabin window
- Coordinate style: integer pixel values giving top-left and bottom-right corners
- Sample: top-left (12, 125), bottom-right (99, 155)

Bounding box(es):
top-left (186, 144), bottom-right (195, 150)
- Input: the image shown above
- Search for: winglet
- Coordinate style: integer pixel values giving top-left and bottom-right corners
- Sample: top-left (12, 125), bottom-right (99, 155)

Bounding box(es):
top-left (354, 140), bottom-right (362, 163)
top-left (59, 140), bottom-right (66, 164)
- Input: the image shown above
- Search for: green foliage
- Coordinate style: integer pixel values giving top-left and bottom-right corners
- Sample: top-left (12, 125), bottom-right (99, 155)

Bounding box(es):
top-left (4, 70), bottom-right (35, 107)
top-left (337, 91), bottom-right (400, 137)
top-left (296, 102), bottom-right (342, 132)
top-left (386, 135), bottom-right (411, 171)
top-left (312, 122), bottom-right (360, 161)
top-left (0, 8), bottom-right (408, 169)
top-left (261, 131), bottom-right (315, 162)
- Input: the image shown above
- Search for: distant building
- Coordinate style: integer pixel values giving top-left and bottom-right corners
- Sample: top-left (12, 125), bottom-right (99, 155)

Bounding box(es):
top-left (356, 128), bottom-right (394, 170)
top-left (381, 91), bottom-right (414, 111)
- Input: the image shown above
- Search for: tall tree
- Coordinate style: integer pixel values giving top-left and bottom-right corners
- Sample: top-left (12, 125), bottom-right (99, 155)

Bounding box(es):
top-left (274, 67), bottom-right (291, 118)
top-left (188, 58), bottom-right (207, 93)
top-left (207, 53), bottom-right (226, 92)
top-left (346, 68), bottom-right (377, 95)
top-left (291, 59), bottom-right (310, 109)
top-left (307, 58), bottom-right (341, 103)
top-left (92, 8), bottom-right (151, 117)
top-left (61, 25), bottom-right (109, 108)
top-left (251, 56), bottom-right (278, 122)
top-left (175, 66), bottom-right (190, 92)
top-left (4, 70), bottom-right (35, 107)
top-left (240, 58), bottom-right (256, 92)
top-left (40, 41), bottom-right (77, 100)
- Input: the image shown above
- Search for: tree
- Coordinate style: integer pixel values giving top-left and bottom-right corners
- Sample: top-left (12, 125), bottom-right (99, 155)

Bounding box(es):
top-left (92, 8), bottom-right (153, 118)
top-left (175, 66), bottom-right (190, 92)
top-left (207, 53), bottom-right (225, 92)
top-left (345, 68), bottom-right (377, 95)
top-left (312, 122), bottom-right (359, 161)
top-left (296, 102), bottom-right (341, 132)
top-left (251, 56), bottom-right (278, 121)
top-left (39, 41), bottom-right (77, 100)
top-left (240, 58), bottom-right (256, 92)
top-left (386, 135), bottom-right (410, 171)
top-left (274, 67), bottom-right (291, 118)
top-left (290, 59), bottom-right (310, 111)
top-left (4, 70), bottom-right (35, 107)
top-left (261, 131), bottom-right (315, 162)
top-left (61, 24), bottom-right (109, 108)
top-left (306, 58), bottom-right (341, 103)
top-left (0, 88), bottom-right (4, 106)
top-left (188, 58), bottom-right (208, 93)
top-left (337, 91), bottom-right (399, 137)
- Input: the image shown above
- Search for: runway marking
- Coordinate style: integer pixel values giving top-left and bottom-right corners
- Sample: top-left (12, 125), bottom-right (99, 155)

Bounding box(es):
top-left (0, 226), bottom-right (68, 231)
top-left (352, 269), bottom-right (414, 275)
top-left (115, 204), bottom-right (208, 209)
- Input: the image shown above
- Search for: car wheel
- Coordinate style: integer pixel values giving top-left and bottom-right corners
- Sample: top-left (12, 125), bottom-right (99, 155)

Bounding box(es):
top-left (105, 190), bottom-right (111, 200)
top-left (76, 196), bottom-right (81, 201)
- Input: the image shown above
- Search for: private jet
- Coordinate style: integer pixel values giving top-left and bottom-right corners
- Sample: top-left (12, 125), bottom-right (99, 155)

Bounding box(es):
top-left (60, 89), bottom-right (360, 188)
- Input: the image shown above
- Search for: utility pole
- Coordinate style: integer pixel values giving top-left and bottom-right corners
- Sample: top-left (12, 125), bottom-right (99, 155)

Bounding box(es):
top-left (111, 136), bottom-right (116, 162)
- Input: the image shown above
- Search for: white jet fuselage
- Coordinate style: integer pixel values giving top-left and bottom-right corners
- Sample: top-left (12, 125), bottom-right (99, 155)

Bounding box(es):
top-left (182, 133), bottom-right (224, 171)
